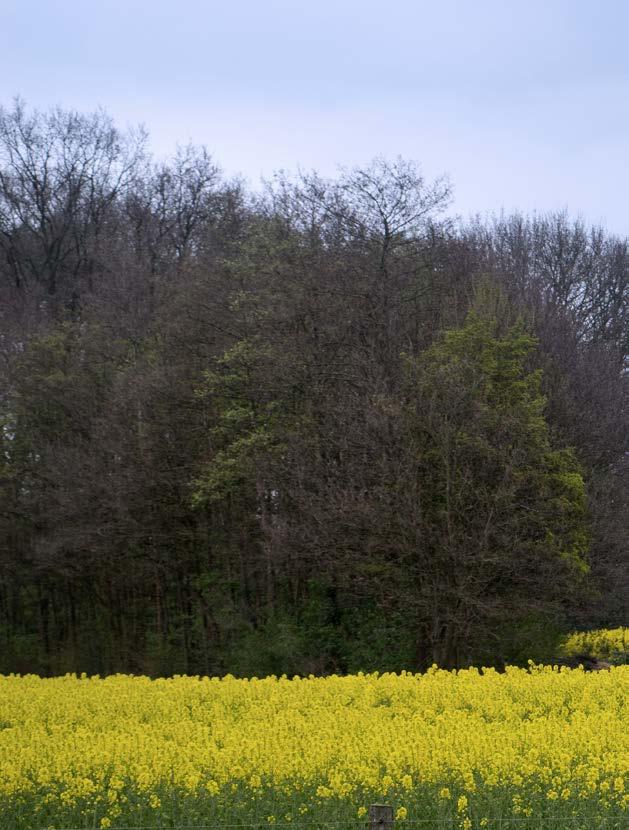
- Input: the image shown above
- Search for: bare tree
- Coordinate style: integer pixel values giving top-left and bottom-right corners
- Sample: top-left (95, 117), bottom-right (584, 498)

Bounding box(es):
top-left (0, 98), bottom-right (146, 304)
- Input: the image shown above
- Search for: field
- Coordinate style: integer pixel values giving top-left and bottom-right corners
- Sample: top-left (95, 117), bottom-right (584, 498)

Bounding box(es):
top-left (560, 628), bottom-right (628, 664)
top-left (0, 666), bottom-right (627, 829)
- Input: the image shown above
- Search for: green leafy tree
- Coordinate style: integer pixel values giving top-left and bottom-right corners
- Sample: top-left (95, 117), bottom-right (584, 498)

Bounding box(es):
top-left (191, 338), bottom-right (286, 507)
top-left (404, 303), bottom-right (589, 668)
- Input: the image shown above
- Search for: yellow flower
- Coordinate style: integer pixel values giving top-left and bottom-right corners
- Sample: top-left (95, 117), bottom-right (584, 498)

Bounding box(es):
top-left (395, 806), bottom-right (408, 821)
top-left (0, 664), bottom-right (625, 826)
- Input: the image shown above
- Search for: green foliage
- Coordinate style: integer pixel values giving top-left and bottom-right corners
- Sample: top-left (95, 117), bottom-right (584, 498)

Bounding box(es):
top-left (191, 338), bottom-right (288, 507)
top-left (402, 303), bottom-right (590, 666)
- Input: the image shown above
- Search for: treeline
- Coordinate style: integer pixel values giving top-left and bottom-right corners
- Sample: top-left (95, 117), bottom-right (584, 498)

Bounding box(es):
top-left (0, 100), bottom-right (626, 676)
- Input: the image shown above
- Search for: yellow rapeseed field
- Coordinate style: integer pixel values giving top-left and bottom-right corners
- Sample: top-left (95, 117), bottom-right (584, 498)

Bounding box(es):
top-left (560, 628), bottom-right (628, 663)
top-left (0, 665), bottom-right (627, 828)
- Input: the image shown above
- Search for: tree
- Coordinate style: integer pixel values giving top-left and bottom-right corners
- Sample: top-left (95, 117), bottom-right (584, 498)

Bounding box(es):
top-left (0, 97), bottom-right (624, 677)
top-left (403, 294), bottom-right (590, 668)
top-left (0, 98), bottom-right (146, 304)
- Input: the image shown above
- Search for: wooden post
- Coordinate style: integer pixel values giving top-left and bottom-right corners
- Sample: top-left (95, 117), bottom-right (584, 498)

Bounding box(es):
top-left (368, 804), bottom-right (394, 829)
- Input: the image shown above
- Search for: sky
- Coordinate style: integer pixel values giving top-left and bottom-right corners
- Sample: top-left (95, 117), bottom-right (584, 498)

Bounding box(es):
top-left (2, 0), bottom-right (629, 235)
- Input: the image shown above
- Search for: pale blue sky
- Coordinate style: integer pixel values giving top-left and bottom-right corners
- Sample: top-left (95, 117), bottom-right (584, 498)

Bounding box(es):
top-left (2, 0), bottom-right (629, 234)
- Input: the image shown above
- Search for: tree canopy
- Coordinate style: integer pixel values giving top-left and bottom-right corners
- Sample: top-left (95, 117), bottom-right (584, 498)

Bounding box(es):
top-left (0, 101), bottom-right (626, 676)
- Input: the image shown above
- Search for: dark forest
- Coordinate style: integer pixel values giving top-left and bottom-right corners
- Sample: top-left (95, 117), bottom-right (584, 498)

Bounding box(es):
top-left (0, 100), bottom-right (626, 677)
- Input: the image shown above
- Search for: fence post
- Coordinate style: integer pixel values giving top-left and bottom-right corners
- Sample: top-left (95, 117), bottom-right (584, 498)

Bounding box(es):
top-left (368, 804), bottom-right (394, 829)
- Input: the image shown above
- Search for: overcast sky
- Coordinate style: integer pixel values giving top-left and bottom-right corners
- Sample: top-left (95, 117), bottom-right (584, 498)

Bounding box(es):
top-left (2, 0), bottom-right (629, 235)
